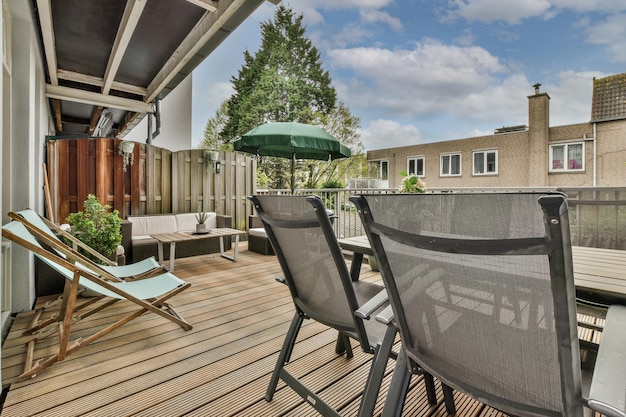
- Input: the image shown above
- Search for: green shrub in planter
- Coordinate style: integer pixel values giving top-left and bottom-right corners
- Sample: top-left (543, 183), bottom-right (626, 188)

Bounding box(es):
top-left (66, 194), bottom-right (122, 263)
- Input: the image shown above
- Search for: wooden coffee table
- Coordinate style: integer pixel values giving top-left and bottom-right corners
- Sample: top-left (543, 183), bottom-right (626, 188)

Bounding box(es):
top-left (151, 228), bottom-right (247, 271)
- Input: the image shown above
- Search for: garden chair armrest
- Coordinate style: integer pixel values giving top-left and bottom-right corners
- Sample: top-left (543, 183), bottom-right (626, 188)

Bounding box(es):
top-left (355, 289), bottom-right (388, 320)
top-left (588, 305), bottom-right (626, 417)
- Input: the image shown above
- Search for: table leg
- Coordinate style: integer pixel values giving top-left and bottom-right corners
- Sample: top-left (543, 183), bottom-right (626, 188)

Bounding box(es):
top-left (157, 241), bottom-right (164, 267)
top-left (169, 242), bottom-right (176, 272)
top-left (350, 253), bottom-right (364, 281)
top-left (220, 235), bottom-right (240, 261)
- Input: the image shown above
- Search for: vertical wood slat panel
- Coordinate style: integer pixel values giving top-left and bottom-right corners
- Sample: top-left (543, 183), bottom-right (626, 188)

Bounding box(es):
top-left (201, 151), bottom-right (211, 213)
top-left (46, 138), bottom-right (255, 227)
top-left (130, 142), bottom-right (141, 217)
top-left (57, 140), bottom-right (69, 222)
top-left (76, 139), bottom-right (90, 212)
top-left (113, 139), bottom-right (125, 216)
top-left (190, 150), bottom-right (201, 214)
top-left (161, 148), bottom-right (172, 213)
top-left (145, 144), bottom-right (155, 215)
top-left (95, 139), bottom-right (108, 205)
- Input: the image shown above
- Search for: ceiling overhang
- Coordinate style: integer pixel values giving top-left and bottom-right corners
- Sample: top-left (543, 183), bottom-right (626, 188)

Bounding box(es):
top-left (34, 0), bottom-right (274, 138)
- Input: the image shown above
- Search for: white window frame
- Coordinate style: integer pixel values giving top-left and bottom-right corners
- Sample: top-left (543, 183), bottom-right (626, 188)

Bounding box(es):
top-left (407, 156), bottom-right (425, 177)
top-left (473, 149), bottom-right (498, 175)
top-left (549, 141), bottom-right (585, 172)
top-left (440, 153), bottom-right (462, 177)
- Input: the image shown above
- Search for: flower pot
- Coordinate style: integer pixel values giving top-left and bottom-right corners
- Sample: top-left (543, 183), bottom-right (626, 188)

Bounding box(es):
top-left (196, 223), bottom-right (207, 233)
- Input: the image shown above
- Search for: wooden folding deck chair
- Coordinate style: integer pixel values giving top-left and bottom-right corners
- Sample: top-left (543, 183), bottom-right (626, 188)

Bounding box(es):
top-left (10, 209), bottom-right (164, 280)
top-left (2, 220), bottom-right (192, 381)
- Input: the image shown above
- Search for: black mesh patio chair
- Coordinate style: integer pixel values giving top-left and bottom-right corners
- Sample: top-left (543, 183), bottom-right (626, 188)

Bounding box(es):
top-left (250, 195), bottom-right (438, 417)
top-left (351, 192), bottom-right (626, 417)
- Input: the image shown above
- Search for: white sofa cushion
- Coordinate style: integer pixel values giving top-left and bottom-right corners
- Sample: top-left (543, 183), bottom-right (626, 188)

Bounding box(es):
top-left (175, 213), bottom-right (217, 232)
top-left (249, 227), bottom-right (267, 237)
top-left (127, 215), bottom-right (178, 237)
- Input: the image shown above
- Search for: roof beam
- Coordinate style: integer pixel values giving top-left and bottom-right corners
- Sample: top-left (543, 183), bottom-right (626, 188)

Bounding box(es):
top-left (58, 69), bottom-right (147, 97)
top-left (146, 0), bottom-right (254, 102)
top-left (36, 0), bottom-right (58, 85)
top-left (184, 0), bottom-right (218, 12)
top-left (102, 0), bottom-right (147, 95)
top-left (46, 84), bottom-right (153, 114)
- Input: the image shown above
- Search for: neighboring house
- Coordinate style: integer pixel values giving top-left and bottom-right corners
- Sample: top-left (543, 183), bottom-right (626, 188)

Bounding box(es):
top-left (367, 73), bottom-right (626, 189)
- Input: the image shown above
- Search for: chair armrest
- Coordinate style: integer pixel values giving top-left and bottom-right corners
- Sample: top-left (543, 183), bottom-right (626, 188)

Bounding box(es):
top-left (588, 305), bottom-right (626, 417)
top-left (216, 214), bottom-right (232, 228)
top-left (375, 305), bottom-right (395, 326)
top-left (355, 289), bottom-right (388, 320)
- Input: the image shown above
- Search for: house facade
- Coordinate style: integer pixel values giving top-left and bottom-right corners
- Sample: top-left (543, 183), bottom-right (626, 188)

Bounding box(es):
top-left (367, 75), bottom-right (626, 189)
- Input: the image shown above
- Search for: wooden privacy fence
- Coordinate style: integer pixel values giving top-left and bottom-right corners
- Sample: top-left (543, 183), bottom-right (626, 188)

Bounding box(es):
top-left (46, 138), bottom-right (256, 230)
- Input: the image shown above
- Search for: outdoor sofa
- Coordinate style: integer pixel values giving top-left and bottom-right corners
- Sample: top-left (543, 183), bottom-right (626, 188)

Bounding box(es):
top-left (125, 212), bottom-right (232, 263)
top-left (248, 215), bottom-right (274, 255)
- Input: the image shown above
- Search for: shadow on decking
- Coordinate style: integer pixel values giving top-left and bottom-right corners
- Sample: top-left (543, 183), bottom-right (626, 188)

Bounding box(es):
top-left (0, 244), bottom-right (602, 416)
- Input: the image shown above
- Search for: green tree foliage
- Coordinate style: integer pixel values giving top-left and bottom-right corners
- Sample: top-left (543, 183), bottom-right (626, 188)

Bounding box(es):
top-left (204, 5), bottom-right (365, 190)
top-left (200, 100), bottom-right (232, 151)
top-left (305, 102), bottom-right (365, 188)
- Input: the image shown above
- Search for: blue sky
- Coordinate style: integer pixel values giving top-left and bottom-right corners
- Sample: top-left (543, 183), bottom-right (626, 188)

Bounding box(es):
top-left (191, 0), bottom-right (626, 151)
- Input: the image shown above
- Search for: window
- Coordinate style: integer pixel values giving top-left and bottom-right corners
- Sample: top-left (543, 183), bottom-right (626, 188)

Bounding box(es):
top-left (407, 156), bottom-right (425, 176)
top-left (440, 153), bottom-right (461, 176)
top-left (379, 160), bottom-right (388, 180)
top-left (549, 142), bottom-right (584, 172)
top-left (473, 150), bottom-right (498, 175)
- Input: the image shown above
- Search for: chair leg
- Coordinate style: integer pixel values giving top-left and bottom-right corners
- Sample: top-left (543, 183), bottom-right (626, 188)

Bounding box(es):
top-left (424, 372), bottom-right (437, 405)
top-left (335, 332), bottom-right (354, 358)
top-left (265, 313), bottom-right (303, 402)
top-left (442, 383), bottom-right (456, 414)
top-left (381, 347), bottom-right (412, 417)
top-left (358, 325), bottom-right (397, 417)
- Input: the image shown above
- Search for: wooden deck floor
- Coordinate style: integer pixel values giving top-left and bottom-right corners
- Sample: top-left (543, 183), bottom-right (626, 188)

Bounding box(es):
top-left (0, 244), bottom-right (603, 416)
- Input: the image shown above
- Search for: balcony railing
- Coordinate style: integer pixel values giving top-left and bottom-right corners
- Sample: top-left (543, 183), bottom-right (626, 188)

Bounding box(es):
top-left (257, 186), bottom-right (626, 250)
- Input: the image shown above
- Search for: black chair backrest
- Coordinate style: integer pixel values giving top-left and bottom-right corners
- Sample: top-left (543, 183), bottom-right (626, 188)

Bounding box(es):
top-left (351, 192), bottom-right (583, 417)
top-left (249, 195), bottom-right (372, 344)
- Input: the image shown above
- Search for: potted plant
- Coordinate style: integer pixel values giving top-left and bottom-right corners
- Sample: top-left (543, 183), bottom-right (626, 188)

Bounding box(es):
top-left (398, 170), bottom-right (426, 193)
top-left (195, 211), bottom-right (208, 233)
top-left (65, 194), bottom-right (122, 263)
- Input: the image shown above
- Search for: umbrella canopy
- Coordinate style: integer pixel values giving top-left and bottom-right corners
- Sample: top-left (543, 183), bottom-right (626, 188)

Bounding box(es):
top-left (234, 122), bottom-right (351, 192)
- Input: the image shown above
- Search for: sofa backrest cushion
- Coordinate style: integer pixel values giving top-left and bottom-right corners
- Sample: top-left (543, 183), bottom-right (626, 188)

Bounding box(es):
top-left (175, 213), bottom-right (217, 231)
top-left (128, 215), bottom-right (178, 237)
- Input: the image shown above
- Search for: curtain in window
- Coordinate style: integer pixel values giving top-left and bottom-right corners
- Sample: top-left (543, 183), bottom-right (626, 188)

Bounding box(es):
top-left (552, 146), bottom-right (564, 169)
top-left (474, 153), bottom-right (484, 174)
top-left (568, 144), bottom-right (583, 169)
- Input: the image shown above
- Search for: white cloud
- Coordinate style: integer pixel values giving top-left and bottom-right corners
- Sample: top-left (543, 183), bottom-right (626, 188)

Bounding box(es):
top-left (446, 0), bottom-right (551, 24)
top-left (328, 40), bottom-right (511, 118)
top-left (360, 119), bottom-right (422, 150)
top-left (444, 0), bottom-right (626, 24)
top-left (360, 9), bottom-right (403, 32)
top-left (585, 13), bottom-right (626, 62)
top-left (547, 70), bottom-right (605, 126)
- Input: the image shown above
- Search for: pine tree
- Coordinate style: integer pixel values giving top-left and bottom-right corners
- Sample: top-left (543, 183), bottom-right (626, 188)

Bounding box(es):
top-left (219, 6), bottom-right (341, 189)
top-left (222, 6), bottom-right (337, 140)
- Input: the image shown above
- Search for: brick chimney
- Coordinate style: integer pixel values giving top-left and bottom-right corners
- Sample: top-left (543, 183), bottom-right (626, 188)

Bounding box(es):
top-left (527, 83), bottom-right (550, 186)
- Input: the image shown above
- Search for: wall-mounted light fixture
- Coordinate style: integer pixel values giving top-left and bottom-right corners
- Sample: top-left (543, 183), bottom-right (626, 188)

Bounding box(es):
top-left (118, 140), bottom-right (135, 172)
top-left (204, 150), bottom-right (221, 174)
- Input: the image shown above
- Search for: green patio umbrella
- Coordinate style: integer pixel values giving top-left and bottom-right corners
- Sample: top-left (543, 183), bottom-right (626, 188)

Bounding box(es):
top-left (234, 122), bottom-right (352, 193)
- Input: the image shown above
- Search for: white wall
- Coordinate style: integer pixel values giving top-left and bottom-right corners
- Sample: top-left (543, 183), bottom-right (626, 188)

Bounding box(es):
top-left (124, 74), bottom-right (193, 151)
top-left (4, 0), bottom-right (50, 313)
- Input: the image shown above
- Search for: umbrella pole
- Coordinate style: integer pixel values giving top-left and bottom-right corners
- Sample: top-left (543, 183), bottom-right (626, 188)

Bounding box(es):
top-left (291, 152), bottom-right (295, 194)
